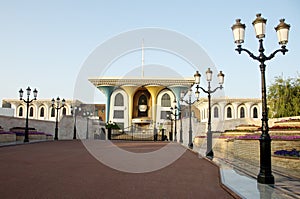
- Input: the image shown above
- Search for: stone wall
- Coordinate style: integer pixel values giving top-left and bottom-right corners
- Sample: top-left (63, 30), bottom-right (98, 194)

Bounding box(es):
top-left (0, 115), bottom-right (55, 134)
top-left (195, 137), bottom-right (300, 177)
top-left (0, 115), bottom-right (106, 141)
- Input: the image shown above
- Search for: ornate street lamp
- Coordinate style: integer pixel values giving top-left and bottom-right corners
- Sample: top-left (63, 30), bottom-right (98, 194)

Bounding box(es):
top-left (195, 68), bottom-right (225, 159)
top-left (71, 106), bottom-right (81, 139)
top-left (52, 97), bottom-right (65, 140)
top-left (83, 111), bottom-right (93, 139)
top-left (19, 87), bottom-right (38, 142)
top-left (170, 104), bottom-right (179, 142)
top-left (178, 106), bottom-right (184, 143)
top-left (167, 114), bottom-right (174, 141)
top-left (180, 71), bottom-right (201, 149)
top-left (106, 120), bottom-right (117, 140)
top-left (231, 13), bottom-right (290, 184)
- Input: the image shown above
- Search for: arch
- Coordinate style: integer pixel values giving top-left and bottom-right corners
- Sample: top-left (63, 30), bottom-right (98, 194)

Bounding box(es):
top-left (213, 106), bottom-right (219, 118)
top-left (227, 107), bottom-right (232, 118)
top-left (161, 93), bottom-right (171, 107)
top-left (156, 89), bottom-right (175, 123)
top-left (29, 107), bottom-right (34, 117)
top-left (240, 107), bottom-right (245, 118)
top-left (51, 107), bottom-right (55, 117)
top-left (114, 93), bottom-right (124, 106)
top-left (253, 107), bottom-right (258, 118)
top-left (237, 104), bottom-right (247, 118)
top-left (110, 89), bottom-right (129, 128)
top-left (40, 107), bottom-right (45, 117)
top-left (18, 106), bottom-right (24, 117)
top-left (224, 104), bottom-right (234, 119)
top-left (251, 105), bottom-right (259, 119)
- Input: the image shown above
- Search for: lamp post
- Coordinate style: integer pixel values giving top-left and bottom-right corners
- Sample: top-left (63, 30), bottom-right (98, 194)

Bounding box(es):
top-left (170, 104), bottom-right (179, 142)
top-left (106, 120), bottom-right (116, 140)
top-left (71, 106), bottom-right (81, 139)
top-left (174, 103), bottom-right (185, 143)
top-left (167, 114), bottom-right (174, 141)
top-left (180, 71), bottom-right (201, 149)
top-left (19, 87), bottom-right (38, 142)
top-left (195, 68), bottom-right (225, 159)
top-left (231, 13), bottom-right (290, 184)
top-left (52, 97), bottom-right (65, 140)
top-left (83, 111), bottom-right (93, 139)
top-left (179, 109), bottom-right (183, 143)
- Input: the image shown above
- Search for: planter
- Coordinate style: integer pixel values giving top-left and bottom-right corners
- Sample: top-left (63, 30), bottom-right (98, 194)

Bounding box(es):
top-left (272, 155), bottom-right (300, 177)
top-left (29, 134), bottom-right (46, 140)
top-left (0, 132), bottom-right (16, 142)
top-left (46, 134), bottom-right (53, 140)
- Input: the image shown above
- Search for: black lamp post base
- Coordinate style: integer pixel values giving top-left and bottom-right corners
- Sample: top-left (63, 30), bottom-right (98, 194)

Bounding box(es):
top-left (73, 127), bottom-right (77, 139)
top-left (206, 150), bottom-right (214, 160)
top-left (54, 127), bottom-right (58, 140)
top-left (24, 138), bottom-right (29, 143)
top-left (257, 174), bottom-right (275, 184)
top-left (188, 143), bottom-right (193, 149)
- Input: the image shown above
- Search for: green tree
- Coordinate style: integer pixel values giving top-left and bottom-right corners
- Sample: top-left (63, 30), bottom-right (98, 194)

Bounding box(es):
top-left (268, 75), bottom-right (300, 118)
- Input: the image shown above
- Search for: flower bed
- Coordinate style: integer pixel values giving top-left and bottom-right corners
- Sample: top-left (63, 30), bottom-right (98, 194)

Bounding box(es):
top-left (236, 134), bottom-right (300, 140)
top-left (0, 131), bottom-right (52, 142)
top-left (274, 149), bottom-right (300, 158)
top-left (273, 118), bottom-right (300, 127)
top-left (269, 125), bottom-right (300, 131)
top-left (236, 124), bottom-right (260, 131)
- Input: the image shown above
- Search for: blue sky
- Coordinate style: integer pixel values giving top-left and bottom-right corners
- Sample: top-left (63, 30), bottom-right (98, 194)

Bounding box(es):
top-left (0, 0), bottom-right (299, 104)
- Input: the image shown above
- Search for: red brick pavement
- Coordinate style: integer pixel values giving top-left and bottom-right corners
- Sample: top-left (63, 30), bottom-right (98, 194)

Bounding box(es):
top-left (0, 141), bottom-right (238, 199)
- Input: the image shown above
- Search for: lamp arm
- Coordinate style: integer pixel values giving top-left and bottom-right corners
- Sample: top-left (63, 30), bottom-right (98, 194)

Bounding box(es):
top-left (236, 45), bottom-right (259, 61)
top-left (210, 85), bottom-right (223, 94)
top-left (266, 46), bottom-right (288, 61)
top-left (198, 86), bottom-right (209, 94)
top-left (23, 98), bottom-right (36, 103)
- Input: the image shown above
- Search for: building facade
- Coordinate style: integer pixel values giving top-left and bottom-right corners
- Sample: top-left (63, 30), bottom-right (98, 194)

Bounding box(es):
top-left (2, 99), bottom-right (73, 121)
top-left (89, 77), bottom-right (195, 130)
top-left (195, 97), bottom-right (262, 122)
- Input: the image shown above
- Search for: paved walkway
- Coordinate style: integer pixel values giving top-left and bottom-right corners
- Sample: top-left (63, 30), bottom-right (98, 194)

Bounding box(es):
top-left (0, 140), bottom-right (237, 199)
top-left (193, 146), bottom-right (300, 199)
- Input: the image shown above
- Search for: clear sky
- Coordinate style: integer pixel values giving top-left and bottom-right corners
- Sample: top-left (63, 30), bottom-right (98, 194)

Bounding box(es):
top-left (0, 0), bottom-right (299, 104)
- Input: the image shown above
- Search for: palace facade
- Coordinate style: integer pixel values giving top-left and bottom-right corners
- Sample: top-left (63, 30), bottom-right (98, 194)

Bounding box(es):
top-left (89, 77), bottom-right (194, 129)
top-left (89, 77), bottom-right (262, 131)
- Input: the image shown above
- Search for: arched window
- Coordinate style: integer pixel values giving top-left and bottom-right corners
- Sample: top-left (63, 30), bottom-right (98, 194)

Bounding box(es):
top-left (253, 107), bottom-right (258, 118)
top-left (227, 107), bottom-right (232, 118)
top-left (214, 107), bottom-right (219, 118)
top-left (18, 107), bottom-right (23, 117)
top-left (29, 107), bottom-right (34, 117)
top-left (114, 93), bottom-right (124, 106)
top-left (161, 93), bottom-right (171, 107)
top-left (240, 107), bottom-right (245, 118)
top-left (40, 107), bottom-right (45, 117)
top-left (62, 107), bottom-right (67, 116)
top-left (51, 108), bottom-right (55, 117)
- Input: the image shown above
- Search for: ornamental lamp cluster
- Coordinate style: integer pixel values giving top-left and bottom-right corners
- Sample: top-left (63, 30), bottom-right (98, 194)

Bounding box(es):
top-left (19, 87), bottom-right (38, 101)
top-left (231, 13), bottom-right (290, 47)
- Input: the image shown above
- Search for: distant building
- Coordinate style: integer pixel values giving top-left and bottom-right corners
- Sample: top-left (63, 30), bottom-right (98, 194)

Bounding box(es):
top-left (1, 99), bottom-right (106, 122)
top-left (195, 97), bottom-right (262, 122)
